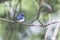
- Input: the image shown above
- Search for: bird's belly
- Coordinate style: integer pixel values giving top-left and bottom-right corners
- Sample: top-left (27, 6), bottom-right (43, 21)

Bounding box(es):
top-left (17, 18), bottom-right (25, 23)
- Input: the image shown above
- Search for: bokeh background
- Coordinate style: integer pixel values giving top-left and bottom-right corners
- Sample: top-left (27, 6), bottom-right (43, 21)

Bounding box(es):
top-left (0, 0), bottom-right (60, 40)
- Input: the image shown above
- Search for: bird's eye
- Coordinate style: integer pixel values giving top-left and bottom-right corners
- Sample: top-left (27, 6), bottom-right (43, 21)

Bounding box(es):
top-left (21, 14), bottom-right (24, 16)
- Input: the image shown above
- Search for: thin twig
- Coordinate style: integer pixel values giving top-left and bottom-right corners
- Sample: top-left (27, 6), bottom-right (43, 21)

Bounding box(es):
top-left (0, 18), bottom-right (14, 22)
top-left (36, 0), bottom-right (44, 25)
top-left (0, 18), bottom-right (60, 27)
top-left (44, 21), bottom-right (60, 27)
top-left (36, 0), bottom-right (42, 19)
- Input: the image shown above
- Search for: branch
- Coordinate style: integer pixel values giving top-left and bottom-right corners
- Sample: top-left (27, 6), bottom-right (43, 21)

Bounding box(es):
top-left (0, 18), bottom-right (14, 22)
top-left (0, 18), bottom-right (60, 27)
top-left (36, 0), bottom-right (44, 25)
top-left (44, 21), bottom-right (60, 27)
top-left (36, 0), bottom-right (43, 19)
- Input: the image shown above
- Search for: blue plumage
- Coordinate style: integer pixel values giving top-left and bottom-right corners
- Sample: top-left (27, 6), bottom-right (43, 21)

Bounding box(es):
top-left (16, 13), bottom-right (25, 22)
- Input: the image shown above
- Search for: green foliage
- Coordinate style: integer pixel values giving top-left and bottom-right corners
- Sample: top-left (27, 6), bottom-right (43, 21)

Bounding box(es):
top-left (0, 0), bottom-right (60, 40)
top-left (0, 4), bottom-right (5, 17)
top-left (0, 0), bottom-right (38, 40)
top-left (21, 0), bottom-right (38, 22)
top-left (0, 20), bottom-right (8, 38)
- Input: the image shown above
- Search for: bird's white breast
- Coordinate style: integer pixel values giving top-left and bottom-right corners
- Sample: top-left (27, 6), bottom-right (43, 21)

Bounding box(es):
top-left (17, 18), bottom-right (25, 23)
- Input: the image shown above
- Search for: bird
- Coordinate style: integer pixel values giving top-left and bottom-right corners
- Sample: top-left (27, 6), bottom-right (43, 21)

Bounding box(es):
top-left (16, 13), bottom-right (25, 23)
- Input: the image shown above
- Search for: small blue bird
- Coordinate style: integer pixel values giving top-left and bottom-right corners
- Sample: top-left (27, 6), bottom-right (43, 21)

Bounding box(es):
top-left (16, 13), bottom-right (25, 23)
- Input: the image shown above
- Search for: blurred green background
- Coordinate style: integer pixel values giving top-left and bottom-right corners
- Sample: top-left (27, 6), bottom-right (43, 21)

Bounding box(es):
top-left (0, 0), bottom-right (60, 40)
